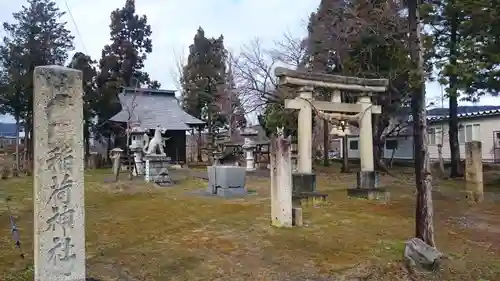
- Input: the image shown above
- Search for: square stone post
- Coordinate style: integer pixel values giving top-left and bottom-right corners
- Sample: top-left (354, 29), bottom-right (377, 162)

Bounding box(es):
top-left (270, 134), bottom-right (293, 227)
top-left (465, 141), bottom-right (483, 203)
top-left (357, 95), bottom-right (374, 172)
top-left (33, 66), bottom-right (86, 281)
top-left (297, 86), bottom-right (313, 174)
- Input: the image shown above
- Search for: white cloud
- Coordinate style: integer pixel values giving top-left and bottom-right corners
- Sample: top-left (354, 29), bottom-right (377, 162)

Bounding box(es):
top-left (0, 0), bottom-right (498, 123)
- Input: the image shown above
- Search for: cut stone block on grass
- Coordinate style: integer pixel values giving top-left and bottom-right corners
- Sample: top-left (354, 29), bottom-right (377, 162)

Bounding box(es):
top-left (347, 188), bottom-right (390, 202)
top-left (207, 165), bottom-right (247, 197)
top-left (292, 192), bottom-right (328, 207)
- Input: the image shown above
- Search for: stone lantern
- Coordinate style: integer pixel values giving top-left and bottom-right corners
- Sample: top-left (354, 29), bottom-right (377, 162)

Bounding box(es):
top-left (128, 126), bottom-right (147, 176)
top-left (240, 127), bottom-right (258, 172)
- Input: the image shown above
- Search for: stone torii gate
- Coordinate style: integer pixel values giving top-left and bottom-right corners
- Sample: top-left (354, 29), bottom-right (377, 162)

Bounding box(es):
top-left (275, 67), bottom-right (389, 191)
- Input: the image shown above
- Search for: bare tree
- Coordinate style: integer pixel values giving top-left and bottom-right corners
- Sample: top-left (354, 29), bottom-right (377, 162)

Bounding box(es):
top-left (170, 47), bottom-right (186, 95)
top-left (231, 38), bottom-right (279, 112)
top-left (216, 51), bottom-right (248, 137)
top-left (231, 34), bottom-right (308, 113)
top-left (123, 84), bottom-right (142, 179)
top-left (271, 31), bottom-right (308, 69)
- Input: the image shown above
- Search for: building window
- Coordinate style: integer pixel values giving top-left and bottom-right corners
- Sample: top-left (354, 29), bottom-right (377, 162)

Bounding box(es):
top-left (349, 140), bottom-right (358, 150)
top-left (428, 128), bottom-right (436, 145)
top-left (458, 125), bottom-right (465, 143)
top-left (472, 124), bottom-right (480, 141)
top-left (460, 124), bottom-right (480, 143)
top-left (385, 139), bottom-right (398, 150)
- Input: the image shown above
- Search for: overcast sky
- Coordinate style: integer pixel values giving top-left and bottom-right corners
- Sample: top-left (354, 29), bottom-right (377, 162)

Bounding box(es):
top-left (0, 0), bottom-right (498, 123)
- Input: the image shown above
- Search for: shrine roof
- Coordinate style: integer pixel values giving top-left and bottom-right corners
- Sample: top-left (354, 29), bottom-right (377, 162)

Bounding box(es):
top-left (109, 88), bottom-right (205, 131)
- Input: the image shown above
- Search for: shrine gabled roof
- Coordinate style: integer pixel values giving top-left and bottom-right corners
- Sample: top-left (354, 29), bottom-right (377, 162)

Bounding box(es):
top-left (109, 88), bottom-right (205, 131)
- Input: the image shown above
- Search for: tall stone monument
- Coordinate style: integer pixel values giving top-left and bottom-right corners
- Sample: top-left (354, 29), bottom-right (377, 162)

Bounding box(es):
top-left (465, 141), bottom-right (484, 203)
top-left (33, 66), bottom-right (86, 280)
top-left (270, 129), bottom-right (293, 227)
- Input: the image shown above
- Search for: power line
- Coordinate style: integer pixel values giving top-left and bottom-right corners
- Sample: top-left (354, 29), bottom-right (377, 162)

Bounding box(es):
top-left (62, 0), bottom-right (89, 54)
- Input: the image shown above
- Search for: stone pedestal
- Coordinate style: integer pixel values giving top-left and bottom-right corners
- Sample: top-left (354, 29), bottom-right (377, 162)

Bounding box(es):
top-left (465, 141), bottom-right (483, 203)
top-left (242, 143), bottom-right (256, 172)
top-left (356, 171), bottom-right (379, 189)
top-left (132, 151), bottom-right (144, 176)
top-left (292, 173), bottom-right (316, 193)
top-left (348, 171), bottom-right (388, 201)
top-left (347, 188), bottom-right (390, 201)
top-left (207, 165), bottom-right (247, 196)
top-left (87, 152), bottom-right (98, 169)
top-left (144, 155), bottom-right (172, 186)
top-left (241, 128), bottom-right (258, 171)
top-left (129, 146), bottom-right (144, 176)
top-left (291, 154), bottom-right (298, 172)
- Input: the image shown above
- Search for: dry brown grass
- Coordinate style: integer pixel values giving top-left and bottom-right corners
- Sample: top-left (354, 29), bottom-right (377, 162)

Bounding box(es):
top-left (0, 165), bottom-right (499, 280)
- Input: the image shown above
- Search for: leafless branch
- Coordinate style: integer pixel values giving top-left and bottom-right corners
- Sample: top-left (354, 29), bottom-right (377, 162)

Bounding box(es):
top-left (231, 34), bottom-right (307, 115)
top-left (170, 47), bottom-right (186, 94)
top-left (270, 31), bottom-right (308, 69)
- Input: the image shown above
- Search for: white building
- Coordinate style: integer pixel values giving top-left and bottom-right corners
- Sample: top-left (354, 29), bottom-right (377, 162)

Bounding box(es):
top-left (335, 107), bottom-right (500, 163)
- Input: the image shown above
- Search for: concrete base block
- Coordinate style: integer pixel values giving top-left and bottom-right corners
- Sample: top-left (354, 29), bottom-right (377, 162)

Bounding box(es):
top-left (292, 207), bottom-right (303, 227)
top-left (215, 187), bottom-right (248, 197)
top-left (347, 188), bottom-right (390, 202)
top-left (292, 192), bottom-right (328, 207)
top-left (207, 165), bottom-right (247, 197)
top-left (462, 190), bottom-right (484, 203)
top-left (356, 171), bottom-right (379, 189)
top-left (292, 173), bottom-right (316, 193)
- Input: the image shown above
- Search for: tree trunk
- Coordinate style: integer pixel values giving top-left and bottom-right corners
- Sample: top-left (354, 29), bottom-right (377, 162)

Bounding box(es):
top-left (197, 128), bottom-right (203, 162)
top-left (341, 135), bottom-right (349, 173)
top-left (25, 120), bottom-right (33, 174)
top-left (448, 0), bottom-right (462, 178)
top-left (437, 144), bottom-right (446, 178)
top-left (409, 0), bottom-right (436, 247)
top-left (84, 121), bottom-right (90, 167)
top-left (373, 116), bottom-right (393, 175)
top-left (14, 115), bottom-right (20, 176)
top-left (323, 119), bottom-right (329, 166)
top-left (107, 134), bottom-right (112, 165)
top-left (389, 149), bottom-right (396, 168)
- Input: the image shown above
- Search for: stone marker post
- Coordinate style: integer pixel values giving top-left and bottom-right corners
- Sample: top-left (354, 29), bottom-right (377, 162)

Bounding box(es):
top-left (465, 141), bottom-right (483, 203)
top-left (296, 86), bottom-right (314, 174)
top-left (270, 131), bottom-right (293, 227)
top-left (110, 148), bottom-right (123, 182)
top-left (357, 95), bottom-right (374, 172)
top-left (33, 66), bottom-right (85, 281)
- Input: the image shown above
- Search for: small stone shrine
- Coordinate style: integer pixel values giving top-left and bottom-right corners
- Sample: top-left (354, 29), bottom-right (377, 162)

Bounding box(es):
top-left (207, 136), bottom-right (247, 197)
top-left (143, 127), bottom-right (172, 186)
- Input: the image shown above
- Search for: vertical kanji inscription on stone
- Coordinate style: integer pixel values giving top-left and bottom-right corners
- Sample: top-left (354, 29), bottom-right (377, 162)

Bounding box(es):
top-left (33, 65), bottom-right (85, 281)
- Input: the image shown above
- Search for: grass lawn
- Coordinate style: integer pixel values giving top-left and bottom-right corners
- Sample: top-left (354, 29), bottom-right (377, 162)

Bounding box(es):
top-left (0, 165), bottom-right (499, 280)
